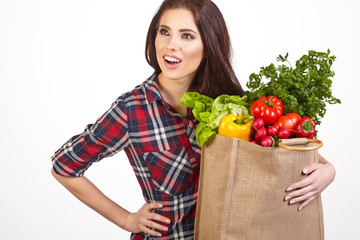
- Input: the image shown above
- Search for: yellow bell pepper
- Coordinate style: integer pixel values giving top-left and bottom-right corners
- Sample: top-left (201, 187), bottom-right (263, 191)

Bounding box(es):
top-left (218, 114), bottom-right (254, 141)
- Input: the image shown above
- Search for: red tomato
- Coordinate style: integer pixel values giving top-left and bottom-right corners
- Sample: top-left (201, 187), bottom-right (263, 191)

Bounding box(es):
top-left (274, 112), bottom-right (301, 136)
top-left (250, 96), bottom-right (284, 125)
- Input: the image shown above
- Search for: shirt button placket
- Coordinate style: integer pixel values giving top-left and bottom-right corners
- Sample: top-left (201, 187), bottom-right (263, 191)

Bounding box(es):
top-left (186, 122), bottom-right (194, 134)
top-left (182, 119), bottom-right (190, 133)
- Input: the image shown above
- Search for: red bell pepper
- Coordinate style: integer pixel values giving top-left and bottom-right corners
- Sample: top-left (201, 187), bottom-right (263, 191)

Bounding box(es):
top-left (296, 116), bottom-right (316, 138)
top-left (250, 96), bottom-right (284, 125)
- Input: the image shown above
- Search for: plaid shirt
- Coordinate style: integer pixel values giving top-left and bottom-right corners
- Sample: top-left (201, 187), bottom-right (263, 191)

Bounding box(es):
top-left (51, 73), bottom-right (201, 240)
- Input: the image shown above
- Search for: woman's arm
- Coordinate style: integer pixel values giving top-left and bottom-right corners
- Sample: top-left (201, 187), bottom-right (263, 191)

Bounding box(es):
top-left (284, 153), bottom-right (335, 211)
top-left (51, 169), bottom-right (170, 237)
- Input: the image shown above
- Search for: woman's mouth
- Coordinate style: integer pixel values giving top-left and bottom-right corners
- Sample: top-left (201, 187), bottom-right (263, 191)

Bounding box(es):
top-left (163, 55), bottom-right (182, 68)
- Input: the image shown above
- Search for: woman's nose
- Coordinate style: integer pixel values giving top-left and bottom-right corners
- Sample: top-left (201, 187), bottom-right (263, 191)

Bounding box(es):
top-left (166, 36), bottom-right (179, 51)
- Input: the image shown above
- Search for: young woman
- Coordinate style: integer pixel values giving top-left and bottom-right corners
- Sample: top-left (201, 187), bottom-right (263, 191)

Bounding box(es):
top-left (51, 0), bottom-right (335, 239)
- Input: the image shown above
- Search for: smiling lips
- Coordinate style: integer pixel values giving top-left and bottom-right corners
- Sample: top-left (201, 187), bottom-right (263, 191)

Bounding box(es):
top-left (163, 55), bottom-right (182, 69)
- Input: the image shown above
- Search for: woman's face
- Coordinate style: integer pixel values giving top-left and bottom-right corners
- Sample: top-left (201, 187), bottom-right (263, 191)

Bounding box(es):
top-left (155, 8), bottom-right (204, 84)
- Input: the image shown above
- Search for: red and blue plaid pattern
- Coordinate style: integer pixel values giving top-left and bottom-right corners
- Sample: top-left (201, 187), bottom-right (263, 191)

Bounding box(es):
top-left (51, 73), bottom-right (201, 239)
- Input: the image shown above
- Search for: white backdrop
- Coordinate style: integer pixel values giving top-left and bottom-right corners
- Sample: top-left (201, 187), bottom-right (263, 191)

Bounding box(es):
top-left (1, 0), bottom-right (358, 239)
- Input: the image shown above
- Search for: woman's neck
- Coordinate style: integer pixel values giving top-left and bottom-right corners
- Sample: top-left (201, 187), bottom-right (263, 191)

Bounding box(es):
top-left (157, 73), bottom-right (193, 117)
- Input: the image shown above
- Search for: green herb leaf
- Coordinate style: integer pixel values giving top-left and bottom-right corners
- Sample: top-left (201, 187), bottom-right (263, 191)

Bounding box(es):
top-left (245, 50), bottom-right (341, 125)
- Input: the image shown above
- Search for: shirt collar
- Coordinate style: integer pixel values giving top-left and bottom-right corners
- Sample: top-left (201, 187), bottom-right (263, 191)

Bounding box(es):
top-left (145, 73), bottom-right (164, 105)
top-left (144, 73), bottom-right (197, 122)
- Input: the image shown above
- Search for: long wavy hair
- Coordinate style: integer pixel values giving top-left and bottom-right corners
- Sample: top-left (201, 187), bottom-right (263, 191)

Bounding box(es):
top-left (145, 0), bottom-right (244, 98)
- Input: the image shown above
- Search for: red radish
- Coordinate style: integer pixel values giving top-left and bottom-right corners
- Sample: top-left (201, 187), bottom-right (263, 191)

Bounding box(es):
top-left (261, 136), bottom-right (274, 147)
top-left (251, 140), bottom-right (258, 144)
top-left (252, 118), bottom-right (265, 131)
top-left (267, 125), bottom-right (279, 136)
top-left (278, 127), bottom-right (291, 139)
top-left (254, 127), bottom-right (267, 142)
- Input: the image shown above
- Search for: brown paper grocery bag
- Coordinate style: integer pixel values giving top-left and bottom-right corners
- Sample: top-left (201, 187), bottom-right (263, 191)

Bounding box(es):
top-left (194, 134), bottom-right (324, 240)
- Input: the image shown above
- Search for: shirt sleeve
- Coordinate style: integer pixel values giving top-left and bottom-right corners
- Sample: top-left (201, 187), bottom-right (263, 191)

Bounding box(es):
top-left (51, 96), bottom-right (129, 177)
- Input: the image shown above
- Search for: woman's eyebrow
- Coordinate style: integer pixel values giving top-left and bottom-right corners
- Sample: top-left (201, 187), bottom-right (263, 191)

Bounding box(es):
top-left (159, 24), bottom-right (171, 30)
top-left (159, 24), bottom-right (198, 35)
top-left (179, 28), bottom-right (198, 35)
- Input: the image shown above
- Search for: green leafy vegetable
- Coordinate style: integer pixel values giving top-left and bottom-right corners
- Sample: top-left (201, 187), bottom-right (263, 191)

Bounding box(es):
top-left (179, 92), bottom-right (214, 122)
top-left (194, 122), bottom-right (216, 148)
top-left (245, 49), bottom-right (341, 125)
top-left (181, 93), bottom-right (249, 146)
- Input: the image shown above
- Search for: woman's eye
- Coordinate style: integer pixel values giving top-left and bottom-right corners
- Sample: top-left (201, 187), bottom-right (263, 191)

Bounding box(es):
top-left (159, 28), bottom-right (169, 36)
top-left (182, 33), bottom-right (194, 40)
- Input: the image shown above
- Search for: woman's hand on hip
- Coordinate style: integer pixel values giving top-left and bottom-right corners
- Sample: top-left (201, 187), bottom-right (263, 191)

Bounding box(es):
top-left (125, 202), bottom-right (171, 237)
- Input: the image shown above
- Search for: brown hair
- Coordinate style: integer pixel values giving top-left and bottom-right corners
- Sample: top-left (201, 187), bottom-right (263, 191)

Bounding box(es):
top-left (145, 0), bottom-right (244, 98)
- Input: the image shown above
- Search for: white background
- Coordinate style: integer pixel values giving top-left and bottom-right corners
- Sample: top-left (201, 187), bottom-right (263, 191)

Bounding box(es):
top-left (0, 0), bottom-right (358, 239)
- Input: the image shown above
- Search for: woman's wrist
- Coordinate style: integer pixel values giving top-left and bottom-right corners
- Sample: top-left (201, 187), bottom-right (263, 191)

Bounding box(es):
top-left (123, 212), bottom-right (138, 234)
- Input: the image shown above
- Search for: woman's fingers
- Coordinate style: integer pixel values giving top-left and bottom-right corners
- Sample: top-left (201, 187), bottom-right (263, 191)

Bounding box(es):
top-left (302, 163), bottom-right (321, 175)
top-left (146, 202), bottom-right (163, 210)
top-left (145, 203), bottom-right (171, 224)
top-left (284, 184), bottom-right (318, 211)
top-left (145, 217), bottom-right (169, 232)
top-left (286, 176), bottom-right (312, 192)
top-left (125, 202), bottom-right (170, 237)
top-left (139, 223), bottom-right (164, 237)
top-left (284, 162), bottom-right (335, 211)
top-left (141, 203), bottom-right (170, 236)
top-left (285, 186), bottom-right (316, 204)
top-left (149, 212), bottom-right (171, 224)
top-left (286, 163), bottom-right (321, 192)
top-left (298, 195), bottom-right (317, 211)
top-left (285, 185), bottom-right (313, 201)
top-left (139, 224), bottom-right (162, 237)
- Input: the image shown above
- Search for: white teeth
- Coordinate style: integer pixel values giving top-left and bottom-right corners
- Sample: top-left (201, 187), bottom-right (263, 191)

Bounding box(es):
top-left (164, 56), bottom-right (180, 63)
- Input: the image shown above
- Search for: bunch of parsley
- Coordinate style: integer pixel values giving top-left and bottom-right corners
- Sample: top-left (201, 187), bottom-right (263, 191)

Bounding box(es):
top-left (245, 49), bottom-right (341, 125)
